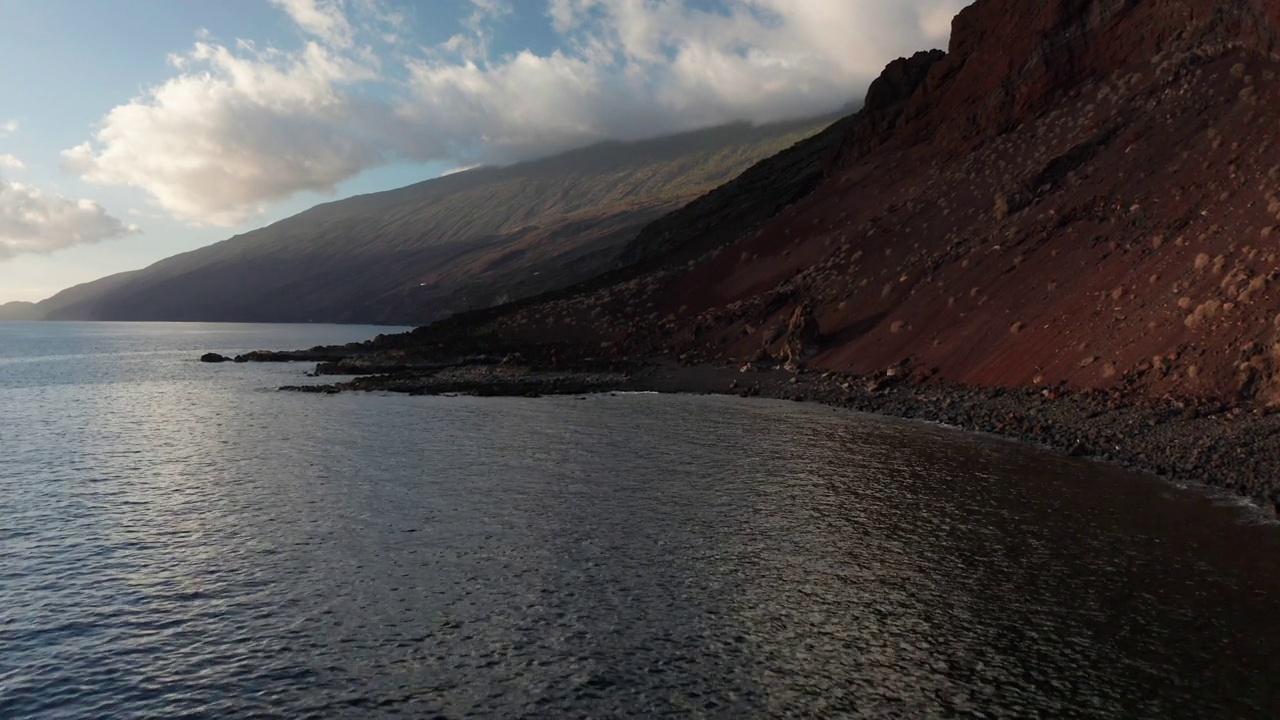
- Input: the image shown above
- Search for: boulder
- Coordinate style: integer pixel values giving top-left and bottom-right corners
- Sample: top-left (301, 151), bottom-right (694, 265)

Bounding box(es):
top-left (200, 353), bottom-right (230, 363)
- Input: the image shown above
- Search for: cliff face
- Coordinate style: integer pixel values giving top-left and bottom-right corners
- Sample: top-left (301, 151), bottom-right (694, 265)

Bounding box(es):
top-left (450, 0), bottom-right (1280, 406)
top-left (903, 0), bottom-right (1280, 155)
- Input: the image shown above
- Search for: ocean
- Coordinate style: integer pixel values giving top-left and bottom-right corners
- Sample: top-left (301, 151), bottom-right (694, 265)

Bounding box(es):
top-left (3, 322), bottom-right (1279, 718)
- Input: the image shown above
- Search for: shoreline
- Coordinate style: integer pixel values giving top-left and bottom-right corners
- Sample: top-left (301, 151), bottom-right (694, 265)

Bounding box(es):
top-left (278, 359), bottom-right (1280, 515)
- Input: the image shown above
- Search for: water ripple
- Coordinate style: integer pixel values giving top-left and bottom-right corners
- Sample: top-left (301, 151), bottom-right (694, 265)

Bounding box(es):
top-left (3, 323), bottom-right (1280, 717)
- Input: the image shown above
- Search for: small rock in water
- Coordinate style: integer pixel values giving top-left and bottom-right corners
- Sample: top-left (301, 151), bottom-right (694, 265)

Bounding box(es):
top-left (200, 353), bottom-right (230, 363)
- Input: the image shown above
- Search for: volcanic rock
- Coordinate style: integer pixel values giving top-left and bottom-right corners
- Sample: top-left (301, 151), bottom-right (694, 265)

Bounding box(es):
top-left (779, 302), bottom-right (822, 370)
top-left (271, 0), bottom-right (1280, 417)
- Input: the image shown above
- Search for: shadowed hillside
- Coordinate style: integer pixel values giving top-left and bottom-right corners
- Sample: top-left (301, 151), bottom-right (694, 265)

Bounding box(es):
top-left (36, 118), bottom-right (831, 325)
top-left (0, 301), bottom-right (39, 321)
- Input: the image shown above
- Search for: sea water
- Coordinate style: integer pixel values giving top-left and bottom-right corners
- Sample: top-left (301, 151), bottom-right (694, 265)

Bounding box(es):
top-left (3, 322), bottom-right (1279, 718)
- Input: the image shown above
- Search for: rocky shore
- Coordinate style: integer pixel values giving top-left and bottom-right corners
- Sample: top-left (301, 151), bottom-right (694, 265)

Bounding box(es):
top-left (262, 354), bottom-right (1280, 515)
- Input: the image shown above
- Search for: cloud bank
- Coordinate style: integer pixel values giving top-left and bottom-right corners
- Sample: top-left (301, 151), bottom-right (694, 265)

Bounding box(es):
top-left (63, 40), bottom-right (383, 226)
top-left (0, 172), bottom-right (139, 260)
top-left (66, 0), bottom-right (970, 226)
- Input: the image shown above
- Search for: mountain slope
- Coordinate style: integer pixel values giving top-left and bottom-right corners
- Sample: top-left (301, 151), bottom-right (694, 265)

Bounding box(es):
top-left (400, 0), bottom-right (1280, 409)
top-left (0, 301), bottom-right (40, 321)
top-left (38, 118), bottom-right (830, 324)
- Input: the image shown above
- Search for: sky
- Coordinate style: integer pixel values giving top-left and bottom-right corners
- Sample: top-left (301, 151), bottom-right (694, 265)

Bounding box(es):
top-left (0, 0), bottom-right (969, 304)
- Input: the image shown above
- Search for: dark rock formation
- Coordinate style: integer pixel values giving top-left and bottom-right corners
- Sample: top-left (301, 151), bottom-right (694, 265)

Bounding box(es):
top-left (233, 350), bottom-right (352, 364)
top-left (860, 49), bottom-right (946, 138)
top-left (199, 353), bottom-right (230, 363)
top-left (779, 303), bottom-right (822, 370)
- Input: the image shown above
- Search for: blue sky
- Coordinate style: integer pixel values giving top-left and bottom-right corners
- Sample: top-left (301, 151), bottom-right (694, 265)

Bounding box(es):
top-left (0, 0), bottom-right (967, 303)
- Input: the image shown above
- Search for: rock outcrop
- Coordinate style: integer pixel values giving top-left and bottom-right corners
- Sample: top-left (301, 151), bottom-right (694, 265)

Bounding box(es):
top-left (779, 303), bottom-right (822, 370)
top-left (859, 49), bottom-right (946, 140)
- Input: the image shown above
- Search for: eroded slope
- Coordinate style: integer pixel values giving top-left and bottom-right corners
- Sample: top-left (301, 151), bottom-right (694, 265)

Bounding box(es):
top-left (453, 0), bottom-right (1280, 406)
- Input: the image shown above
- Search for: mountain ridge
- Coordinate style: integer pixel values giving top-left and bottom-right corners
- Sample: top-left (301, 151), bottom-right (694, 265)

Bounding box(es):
top-left (33, 116), bottom-right (833, 324)
top-left (0, 301), bottom-right (40, 321)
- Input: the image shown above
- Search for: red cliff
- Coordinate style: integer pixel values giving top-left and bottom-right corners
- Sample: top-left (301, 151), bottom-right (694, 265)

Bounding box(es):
top-left (456, 0), bottom-right (1280, 407)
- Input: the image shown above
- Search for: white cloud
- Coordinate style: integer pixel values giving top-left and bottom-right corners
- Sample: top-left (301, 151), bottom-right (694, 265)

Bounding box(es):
top-left (399, 50), bottom-right (629, 161)
top-left (0, 155), bottom-right (23, 170)
top-left (65, 0), bottom-right (971, 226)
top-left (63, 39), bottom-right (383, 225)
top-left (0, 172), bottom-right (139, 260)
top-left (402, 1), bottom-right (972, 162)
top-left (269, 0), bottom-right (355, 48)
top-left (440, 0), bottom-right (513, 60)
top-left (441, 163), bottom-right (481, 176)
top-left (468, 0), bottom-right (512, 25)
top-left (0, 120), bottom-right (18, 137)
top-left (351, 0), bottom-right (408, 44)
